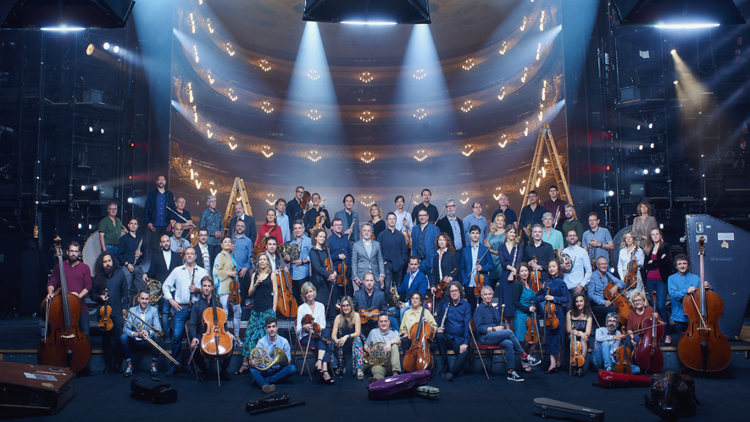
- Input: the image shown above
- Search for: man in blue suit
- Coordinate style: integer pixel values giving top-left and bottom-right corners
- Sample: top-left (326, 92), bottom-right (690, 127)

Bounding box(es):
top-left (461, 225), bottom-right (494, 312)
top-left (395, 256), bottom-right (429, 320)
top-left (121, 289), bottom-right (162, 377)
top-left (411, 209), bottom-right (439, 275)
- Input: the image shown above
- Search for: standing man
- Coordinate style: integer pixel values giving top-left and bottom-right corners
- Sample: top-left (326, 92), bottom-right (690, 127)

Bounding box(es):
top-left (436, 281), bottom-right (472, 381)
top-left (91, 252), bottom-right (128, 374)
top-left (463, 201), bottom-right (488, 247)
top-left (542, 185), bottom-right (567, 230)
top-left (396, 256), bottom-right (429, 319)
top-left (523, 225), bottom-right (556, 283)
top-left (394, 195), bottom-right (413, 234)
top-left (46, 240), bottom-right (94, 376)
top-left (353, 273), bottom-right (389, 337)
top-left (162, 247), bottom-right (208, 376)
top-left (142, 235), bottom-right (182, 342)
top-left (411, 188), bottom-right (439, 224)
top-left (194, 228), bottom-right (216, 271)
top-left (144, 175), bottom-right (176, 252)
top-left (275, 198), bottom-right (291, 243)
top-left (304, 193), bottom-right (330, 236)
top-left (189, 276), bottom-right (232, 382)
top-left (378, 212), bottom-right (409, 296)
top-left (491, 194), bottom-right (518, 229)
top-left (582, 212), bottom-right (614, 264)
top-left (460, 225), bottom-right (493, 311)
top-left (560, 229), bottom-right (592, 310)
top-left (286, 187), bottom-right (306, 231)
top-left (169, 223), bottom-right (188, 257)
top-left (327, 218), bottom-right (352, 297)
top-left (561, 204), bottom-right (584, 245)
top-left (351, 223), bottom-right (385, 292)
top-left (519, 190), bottom-right (545, 244)
top-left (233, 220), bottom-right (254, 308)
top-left (334, 194), bottom-right (359, 242)
top-left (411, 209), bottom-right (440, 275)
top-left (99, 202), bottom-right (123, 260)
top-left (169, 197), bottom-right (194, 238)
top-left (541, 212), bottom-right (564, 250)
top-left (436, 198), bottom-right (464, 253)
top-left (118, 217), bottom-right (145, 297)
top-left (285, 220), bottom-right (312, 305)
top-left (199, 195), bottom-right (223, 258)
top-left (228, 202), bottom-right (256, 245)
top-left (667, 254), bottom-right (710, 345)
top-left (248, 317), bottom-right (294, 393)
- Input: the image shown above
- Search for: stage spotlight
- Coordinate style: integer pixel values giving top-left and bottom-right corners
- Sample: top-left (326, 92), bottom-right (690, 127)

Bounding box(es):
top-left (648, 123), bottom-right (653, 129)
top-left (650, 143), bottom-right (655, 148)
top-left (639, 145), bottom-right (643, 150)
top-left (303, 0), bottom-right (431, 24)
top-left (103, 42), bottom-right (110, 50)
top-left (92, 185), bottom-right (98, 191)
top-left (89, 126), bottom-right (93, 132)
top-left (127, 197), bottom-right (133, 203)
top-left (2, 1), bottom-right (136, 29)
top-left (637, 125), bottom-right (641, 130)
top-left (654, 168), bottom-right (661, 174)
top-left (113, 45), bottom-right (120, 53)
top-left (78, 223), bottom-right (82, 229)
top-left (671, 49), bottom-right (676, 55)
top-left (608, 190), bottom-right (615, 197)
top-left (86, 44), bottom-right (94, 55)
top-left (643, 169), bottom-right (649, 175)
top-left (659, 224), bottom-right (664, 229)
top-left (81, 185), bottom-right (86, 191)
top-left (613, 0), bottom-right (745, 27)
top-left (100, 128), bottom-right (104, 134)
top-left (88, 224), bottom-right (92, 230)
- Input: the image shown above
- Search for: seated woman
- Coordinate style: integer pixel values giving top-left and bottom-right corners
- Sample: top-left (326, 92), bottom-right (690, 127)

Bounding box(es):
top-left (399, 291), bottom-right (437, 354)
top-left (296, 282), bottom-right (335, 385)
top-left (331, 296), bottom-right (364, 380)
top-left (626, 291), bottom-right (664, 349)
top-left (566, 293), bottom-right (593, 377)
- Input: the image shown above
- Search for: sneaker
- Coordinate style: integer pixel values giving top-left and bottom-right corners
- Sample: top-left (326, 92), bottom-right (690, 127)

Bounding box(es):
top-left (124, 366), bottom-right (133, 378)
top-left (356, 369), bottom-right (364, 381)
top-left (605, 366), bottom-right (613, 372)
top-left (166, 367), bottom-right (177, 377)
top-left (150, 366), bottom-right (159, 377)
top-left (507, 370), bottom-right (524, 382)
top-left (262, 384), bottom-right (275, 394)
top-left (522, 355), bottom-right (541, 366)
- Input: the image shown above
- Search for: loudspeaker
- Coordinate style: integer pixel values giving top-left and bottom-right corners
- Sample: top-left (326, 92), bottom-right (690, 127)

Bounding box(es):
top-left (2, 0), bottom-right (136, 29)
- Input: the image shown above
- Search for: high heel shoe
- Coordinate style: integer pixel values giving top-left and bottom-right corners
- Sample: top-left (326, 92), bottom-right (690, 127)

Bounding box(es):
top-left (544, 367), bottom-right (558, 374)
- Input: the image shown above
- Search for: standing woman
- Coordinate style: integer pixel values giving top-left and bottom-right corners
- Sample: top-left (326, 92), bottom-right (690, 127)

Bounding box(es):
top-left (642, 228), bottom-right (672, 343)
top-left (256, 209), bottom-right (283, 252)
top-left (566, 293), bottom-right (593, 377)
top-left (369, 204), bottom-right (386, 240)
top-left (618, 231), bottom-right (645, 300)
top-left (330, 296), bottom-right (364, 380)
top-left (631, 201), bottom-right (658, 249)
top-left (237, 253), bottom-right (277, 375)
top-left (213, 236), bottom-right (243, 346)
top-left (309, 228), bottom-right (337, 320)
top-left (297, 282), bottom-right (335, 384)
top-left (431, 233), bottom-right (459, 318)
top-left (512, 263), bottom-right (538, 371)
top-left (485, 213), bottom-right (506, 290)
top-left (497, 225), bottom-right (523, 328)
top-left (536, 260), bottom-right (569, 374)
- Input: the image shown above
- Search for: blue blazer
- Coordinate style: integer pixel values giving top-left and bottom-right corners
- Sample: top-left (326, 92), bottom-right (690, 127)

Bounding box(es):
top-left (411, 223), bottom-right (440, 271)
top-left (123, 305), bottom-right (161, 340)
top-left (397, 270), bottom-right (429, 300)
top-left (461, 244), bottom-right (494, 287)
top-left (334, 209), bottom-right (360, 242)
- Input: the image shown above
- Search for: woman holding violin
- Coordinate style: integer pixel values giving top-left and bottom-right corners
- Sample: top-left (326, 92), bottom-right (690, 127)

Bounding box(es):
top-left (369, 203), bottom-right (386, 240)
top-left (237, 253), bottom-right (278, 375)
top-left (214, 236), bottom-right (243, 346)
top-left (535, 260), bottom-right (569, 374)
top-left (512, 263), bottom-right (540, 371)
top-left (565, 293), bottom-right (593, 377)
top-left (485, 213), bottom-right (506, 290)
top-left (331, 296), bottom-right (364, 380)
top-left (497, 225), bottom-right (523, 328)
top-left (617, 231), bottom-right (645, 299)
top-left (256, 209), bottom-right (284, 253)
top-left (431, 233), bottom-right (459, 318)
top-left (642, 228), bottom-right (672, 343)
top-left (296, 282), bottom-right (335, 385)
top-left (309, 228), bottom-right (338, 320)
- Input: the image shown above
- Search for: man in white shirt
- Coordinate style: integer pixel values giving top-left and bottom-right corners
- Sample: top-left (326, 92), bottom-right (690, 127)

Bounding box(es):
top-left (393, 195), bottom-right (414, 233)
top-left (560, 229), bottom-right (592, 311)
top-left (275, 199), bottom-right (291, 243)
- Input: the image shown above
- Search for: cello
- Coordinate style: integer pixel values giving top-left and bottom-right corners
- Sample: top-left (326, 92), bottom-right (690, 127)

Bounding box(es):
top-left (677, 238), bottom-right (732, 373)
top-left (98, 288), bottom-right (113, 332)
top-left (276, 264), bottom-right (298, 319)
top-left (633, 292), bottom-right (665, 373)
top-left (614, 329), bottom-right (633, 374)
top-left (402, 305), bottom-right (434, 372)
top-left (200, 293), bottom-right (234, 384)
top-left (604, 279), bottom-right (632, 326)
top-left (38, 237), bottom-right (92, 373)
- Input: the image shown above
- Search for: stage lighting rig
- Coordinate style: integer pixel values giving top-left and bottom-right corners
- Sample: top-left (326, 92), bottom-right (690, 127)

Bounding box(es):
top-left (613, 0), bottom-right (745, 28)
top-left (3, 0), bottom-right (135, 29)
top-left (303, 0), bottom-right (431, 25)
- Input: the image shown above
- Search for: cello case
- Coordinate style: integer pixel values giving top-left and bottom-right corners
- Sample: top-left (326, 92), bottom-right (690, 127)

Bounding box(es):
top-left (597, 370), bottom-right (652, 388)
top-left (644, 372), bottom-right (700, 421)
top-left (366, 370), bottom-right (432, 400)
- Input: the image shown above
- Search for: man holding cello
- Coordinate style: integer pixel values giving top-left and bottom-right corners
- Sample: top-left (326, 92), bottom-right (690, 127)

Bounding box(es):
top-left (189, 276), bottom-right (233, 382)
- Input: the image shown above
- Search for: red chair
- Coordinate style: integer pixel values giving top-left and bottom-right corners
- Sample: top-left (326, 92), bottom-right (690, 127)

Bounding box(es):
top-left (468, 319), bottom-right (508, 379)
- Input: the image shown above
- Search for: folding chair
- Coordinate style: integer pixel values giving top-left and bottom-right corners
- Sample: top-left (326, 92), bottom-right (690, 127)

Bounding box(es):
top-left (468, 319), bottom-right (508, 378)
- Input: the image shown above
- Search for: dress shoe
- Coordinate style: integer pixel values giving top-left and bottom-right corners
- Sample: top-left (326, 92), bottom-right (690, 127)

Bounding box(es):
top-left (220, 372), bottom-right (232, 381)
top-left (196, 372), bottom-right (205, 382)
top-left (166, 366), bottom-right (178, 377)
top-left (442, 373), bottom-right (453, 382)
top-left (150, 366), bottom-right (159, 377)
top-left (103, 365), bottom-right (112, 374)
top-left (262, 384), bottom-right (275, 394)
top-left (544, 367), bottom-right (558, 374)
top-left (113, 364), bottom-right (123, 374)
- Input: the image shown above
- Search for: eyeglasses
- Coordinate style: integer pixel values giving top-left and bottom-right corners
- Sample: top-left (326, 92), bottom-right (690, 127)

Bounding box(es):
top-left (296, 190), bottom-right (304, 193)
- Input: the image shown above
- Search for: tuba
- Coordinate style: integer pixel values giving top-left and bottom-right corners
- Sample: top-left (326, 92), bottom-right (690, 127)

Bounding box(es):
top-left (146, 279), bottom-right (163, 306)
top-left (364, 342), bottom-right (388, 366)
top-left (250, 347), bottom-right (289, 371)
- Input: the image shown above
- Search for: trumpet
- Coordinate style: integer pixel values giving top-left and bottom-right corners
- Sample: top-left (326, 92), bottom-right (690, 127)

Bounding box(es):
top-left (123, 309), bottom-right (179, 365)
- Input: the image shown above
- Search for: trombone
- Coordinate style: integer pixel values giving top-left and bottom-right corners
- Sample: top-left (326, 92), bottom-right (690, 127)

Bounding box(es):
top-left (123, 309), bottom-right (180, 365)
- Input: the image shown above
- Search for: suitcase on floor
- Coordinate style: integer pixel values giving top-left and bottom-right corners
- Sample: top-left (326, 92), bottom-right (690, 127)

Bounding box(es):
top-left (130, 378), bottom-right (178, 404)
top-left (0, 361), bottom-right (75, 417)
top-left (597, 370), bottom-right (653, 388)
top-left (366, 370), bottom-right (432, 400)
top-left (533, 398), bottom-right (604, 422)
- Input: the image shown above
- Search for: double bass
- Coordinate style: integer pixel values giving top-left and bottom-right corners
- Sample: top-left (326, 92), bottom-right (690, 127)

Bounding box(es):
top-left (633, 292), bottom-right (665, 373)
top-left (402, 305), bottom-right (434, 372)
top-left (38, 237), bottom-right (92, 373)
top-left (276, 266), bottom-right (298, 319)
top-left (677, 238), bottom-right (731, 373)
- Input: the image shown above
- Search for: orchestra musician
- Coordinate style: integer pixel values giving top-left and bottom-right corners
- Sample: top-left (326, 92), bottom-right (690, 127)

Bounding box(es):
top-left (169, 223), bottom-right (187, 258)
top-left (393, 195), bottom-right (413, 234)
top-left (581, 212), bottom-right (613, 264)
top-left (412, 209), bottom-right (440, 275)
top-left (512, 263), bottom-right (541, 371)
top-left (485, 214), bottom-right (506, 290)
top-left (286, 220), bottom-right (312, 306)
top-left (436, 198), bottom-right (464, 253)
top-left (304, 193), bottom-right (330, 236)
top-left (331, 296), bottom-right (364, 380)
top-left (431, 233), bottom-right (460, 318)
top-left (214, 236), bottom-right (243, 346)
top-left (399, 291), bottom-right (437, 353)
top-left (617, 231), bottom-right (646, 300)
top-left (541, 212), bottom-right (564, 250)
top-left (264, 236), bottom-right (282, 271)
top-left (523, 225), bottom-right (556, 284)
top-left (188, 276), bottom-right (233, 382)
top-left (626, 292), bottom-right (663, 350)
top-left (476, 285), bottom-right (540, 382)
top-left (632, 201), bottom-right (658, 249)
top-left (327, 218), bottom-right (353, 297)
top-left (463, 201), bottom-right (488, 248)
top-left (588, 256), bottom-right (626, 318)
top-left (592, 312), bottom-right (627, 373)
top-left (142, 235), bottom-right (181, 343)
top-left (642, 228), bottom-right (673, 343)
top-left (199, 195), bottom-right (223, 257)
top-left (98, 202), bottom-right (123, 260)
top-left (118, 217), bottom-right (145, 297)
top-left (536, 260), bottom-right (569, 374)
top-left (275, 198), bottom-right (291, 243)
top-left (195, 229), bottom-right (217, 271)
top-left (411, 188), bottom-right (439, 224)
top-left (497, 225), bottom-right (522, 325)
top-left (461, 225), bottom-right (494, 311)
top-left (491, 193), bottom-right (517, 230)
top-left (228, 202), bottom-right (256, 244)
top-left (364, 313), bottom-right (402, 383)
top-left (169, 196), bottom-right (195, 238)
top-left (668, 254), bottom-right (710, 347)
top-left (248, 317), bottom-right (294, 393)
top-left (351, 223), bottom-right (385, 292)
top-left (561, 204), bottom-right (584, 245)
top-left (144, 175), bottom-right (175, 252)
top-left (286, 187), bottom-right (306, 231)
top-left (309, 228), bottom-right (338, 320)
top-left (296, 282), bottom-right (335, 385)
top-left (566, 293), bottom-right (593, 377)
top-left (396, 256), bottom-right (429, 320)
top-left (232, 220), bottom-right (254, 308)
top-left (368, 203), bottom-right (386, 239)
top-left (121, 289), bottom-right (162, 377)
top-left (162, 246), bottom-right (208, 376)
top-left (542, 186), bottom-right (567, 231)
top-left (91, 251), bottom-right (128, 374)
top-left (560, 229), bottom-right (592, 311)
top-left (238, 253), bottom-right (277, 375)
top-left (354, 272), bottom-right (389, 337)
top-left (378, 212), bottom-right (409, 300)
top-left (334, 194), bottom-right (360, 242)
top-left (256, 209), bottom-right (283, 252)
top-left (436, 281), bottom-right (472, 381)
top-left (519, 190), bottom-right (545, 244)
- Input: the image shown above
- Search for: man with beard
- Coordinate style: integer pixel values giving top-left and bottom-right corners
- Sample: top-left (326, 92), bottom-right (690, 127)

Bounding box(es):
top-left (142, 235), bottom-right (182, 342)
top-left (199, 195), bottom-right (224, 257)
top-left (189, 276), bottom-right (233, 382)
top-left (195, 228), bottom-right (216, 271)
top-left (46, 240), bottom-right (94, 376)
top-left (436, 198), bottom-right (465, 253)
top-left (228, 202), bottom-right (256, 245)
top-left (118, 217), bottom-right (145, 297)
top-left (91, 252), bottom-right (128, 374)
top-left (144, 175), bottom-right (176, 252)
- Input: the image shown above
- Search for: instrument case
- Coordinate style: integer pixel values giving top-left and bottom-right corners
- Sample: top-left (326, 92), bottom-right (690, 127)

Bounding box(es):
top-left (533, 398), bottom-right (604, 422)
top-left (130, 378), bottom-right (178, 404)
top-left (246, 393), bottom-right (290, 412)
top-left (366, 370), bottom-right (432, 400)
top-left (597, 370), bottom-right (653, 388)
top-left (0, 362), bottom-right (75, 417)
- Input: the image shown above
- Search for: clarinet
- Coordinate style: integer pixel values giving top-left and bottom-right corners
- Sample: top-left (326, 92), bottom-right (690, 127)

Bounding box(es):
top-left (336, 324), bottom-right (345, 377)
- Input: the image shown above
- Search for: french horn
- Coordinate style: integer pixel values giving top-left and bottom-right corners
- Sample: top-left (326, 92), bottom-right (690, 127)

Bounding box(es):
top-left (279, 243), bottom-right (300, 261)
top-left (364, 342), bottom-right (388, 366)
top-left (250, 347), bottom-right (289, 371)
top-left (146, 279), bottom-right (163, 306)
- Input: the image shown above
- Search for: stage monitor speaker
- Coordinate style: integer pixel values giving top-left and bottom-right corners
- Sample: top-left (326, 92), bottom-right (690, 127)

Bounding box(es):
top-left (2, 0), bottom-right (135, 29)
top-left (0, 362), bottom-right (75, 418)
top-left (685, 214), bottom-right (750, 339)
top-left (303, 0), bottom-right (430, 24)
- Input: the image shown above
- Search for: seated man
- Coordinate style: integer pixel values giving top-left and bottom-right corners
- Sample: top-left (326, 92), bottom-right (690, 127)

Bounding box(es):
top-left (121, 289), bottom-right (162, 377)
top-left (364, 313), bottom-right (402, 383)
top-left (474, 286), bottom-right (540, 382)
top-left (395, 256), bottom-right (429, 321)
top-left (249, 316), bottom-right (295, 393)
top-left (588, 257), bottom-right (625, 319)
top-left (592, 312), bottom-right (639, 373)
top-left (354, 272), bottom-right (390, 337)
top-left (399, 291), bottom-right (437, 353)
top-left (436, 281), bottom-right (472, 381)
top-left (189, 276), bottom-right (233, 382)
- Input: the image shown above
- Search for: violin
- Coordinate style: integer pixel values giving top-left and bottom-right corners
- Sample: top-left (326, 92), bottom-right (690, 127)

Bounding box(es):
top-left (313, 202), bottom-right (327, 231)
top-left (98, 288), bottom-right (113, 332)
top-left (38, 237), bottom-right (92, 373)
top-left (276, 266), bottom-right (298, 319)
top-left (473, 248), bottom-right (491, 297)
top-left (622, 245), bottom-right (640, 291)
top-left (677, 238), bottom-right (731, 373)
top-left (253, 234), bottom-right (269, 258)
top-left (530, 256), bottom-right (543, 293)
top-left (358, 309), bottom-right (381, 324)
top-left (434, 276), bottom-right (451, 299)
top-left (571, 332), bottom-right (585, 368)
top-left (300, 191), bottom-right (312, 213)
top-left (543, 286), bottom-right (559, 330)
top-left (604, 276), bottom-right (632, 325)
top-left (200, 293), bottom-right (233, 361)
top-left (633, 292), bottom-right (665, 373)
top-left (336, 249), bottom-right (348, 287)
top-left (525, 307), bottom-right (540, 344)
top-left (227, 259), bottom-right (241, 307)
top-left (614, 329), bottom-right (633, 374)
top-left (324, 244), bottom-right (333, 274)
top-left (302, 314), bottom-right (331, 345)
top-left (402, 305), bottom-right (434, 372)
top-left (402, 196), bottom-right (413, 249)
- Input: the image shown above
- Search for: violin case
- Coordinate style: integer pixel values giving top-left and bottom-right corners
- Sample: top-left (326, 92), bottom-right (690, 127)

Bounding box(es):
top-left (644, 372), bottom-right (699, 421)
top-left (0, 362), bottom-right (75, 418)
top-left (130, 378), bottom-right (178, 404)
top-left (597, 370), bottom-right (653, 388)
top-left (366, 370), bottom-right (433, 400)
top-left (532, 398), bottom-right (604, 422)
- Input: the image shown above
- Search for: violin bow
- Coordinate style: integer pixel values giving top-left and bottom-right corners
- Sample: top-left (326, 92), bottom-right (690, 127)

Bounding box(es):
top-left (468, 321), bottom-right (490, 380)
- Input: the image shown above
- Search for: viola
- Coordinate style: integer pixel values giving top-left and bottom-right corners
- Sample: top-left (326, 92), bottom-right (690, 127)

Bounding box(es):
top-left (302, 314), bottom-right (331, 345)
top-left (530, 256), bottom-right (543, 293)
top-left (677, 238), bottom-right (731, 373)
top-left (473, 247), bottom-right (491, 297)
top-left (336, 249), bottom-right (348, 287)
top-left (604, 277), bottom-right (632, 326)
top-left (614, 329), bottom-right (633, 374)
top-left (276, 267), bottom-right (298, 319)
top-left (543, 286), bottom-right (559, 330)
top-left (227, 276), bottom-right (241, 308)
top-left (98, 288), bottom-right (113, 332)
top-left (300, 191), bottom-right (312, 213)
top-left (38, 237), bottom-right (92, 373)
top-left (622, 245), bottom-right (640, 291)
top-left (571, 332), bottom-right (585, 368)
top-left (525, 308), bottom-right (540, 344)
top-left (200, 294), bottom-right (233, 361)
top-left (402, 306), bottom-right (434, 372)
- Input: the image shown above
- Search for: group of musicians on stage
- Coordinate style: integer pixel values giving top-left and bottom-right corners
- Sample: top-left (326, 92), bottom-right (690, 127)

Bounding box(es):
top-left (46, 176), bottom-right (714, 388)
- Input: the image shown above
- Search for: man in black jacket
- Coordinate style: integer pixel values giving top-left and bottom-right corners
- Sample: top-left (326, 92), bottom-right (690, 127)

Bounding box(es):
top-left (189, 276), bottom-right (232, 382)
top-left (353, 273), bottom-right (389, 337)
top-left (377, 212), bottom-right (408, 298)
top-left (436, 198), bottom-right (465, 252)
top-left (91, 252), bottom-right (129, 374)
top-left (144, 175), bottom-right (176, 252)
top-left (142, 235), bottom-right (182, 342)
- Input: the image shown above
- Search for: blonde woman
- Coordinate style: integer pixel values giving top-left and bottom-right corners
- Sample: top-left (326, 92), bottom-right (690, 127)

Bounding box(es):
top-left (237, 253), bottom-right (277, 375)
top-left (618, 231), bottom-right (645, 301)
top-left (486, 213), bottom-right (506, 291)
top-left (331, 296), bottom-right (364, 380)
top-left (296, 282), bottom-right (335, 384)
top-left (213, 236), bottom-right (242, 345)
top-left (370, 204), bottom-right (385, 239)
